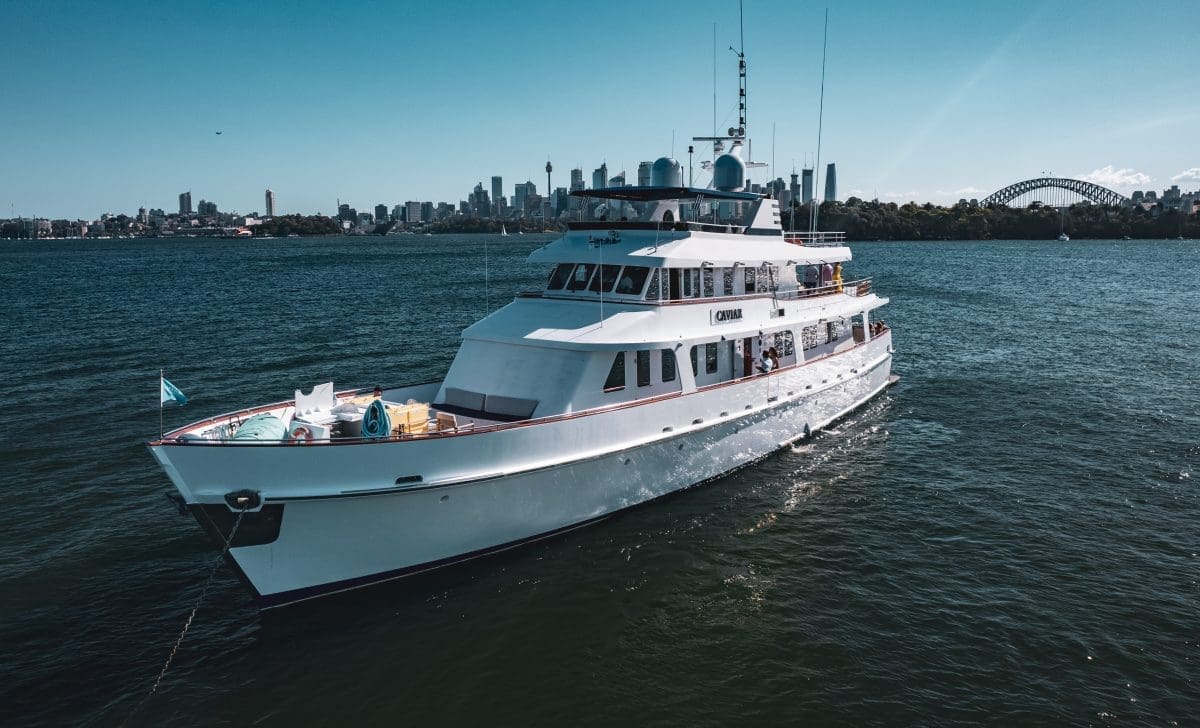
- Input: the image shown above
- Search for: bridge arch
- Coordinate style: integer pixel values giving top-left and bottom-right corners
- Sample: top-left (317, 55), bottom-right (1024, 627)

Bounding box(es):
top-left (981, 177), bottom-right (1128, 207)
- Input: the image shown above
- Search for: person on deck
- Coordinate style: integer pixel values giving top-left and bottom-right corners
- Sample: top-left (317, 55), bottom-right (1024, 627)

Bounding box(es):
top-left (804, 264), bottom-right (819, 292)
top-left (820, 262), bottom-right (834, 291)
top-left (833, 262), bottom-right (844, 293)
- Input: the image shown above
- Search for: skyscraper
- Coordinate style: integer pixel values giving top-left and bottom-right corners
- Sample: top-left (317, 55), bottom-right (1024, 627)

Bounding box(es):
top-left (801, 169), bottom-right (814, 204)
top-left (375, 204), bottom-right (389, 222)
top-left (265, 189), bottom-right (275, 217)
top-left (592, 163), bottom-right (607, 190)
top-left (515, 181), bottom-right (536, 213)
top-left (179, 191), bottom-right (192, 215)
top-left (491, 176), bottom-right (503, 213)
top-left (570, 167), bottom-right (584, 191)
top-left (824, 163), bottom-right (837, 202)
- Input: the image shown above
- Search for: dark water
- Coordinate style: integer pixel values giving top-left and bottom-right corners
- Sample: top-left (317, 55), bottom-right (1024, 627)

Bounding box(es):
top-left (1, 235), bottom-right (1196, 726)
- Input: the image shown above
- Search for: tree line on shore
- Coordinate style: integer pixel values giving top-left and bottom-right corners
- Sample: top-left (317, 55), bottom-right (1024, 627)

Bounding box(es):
top-left (786, 198), bottom-right (1198, 240)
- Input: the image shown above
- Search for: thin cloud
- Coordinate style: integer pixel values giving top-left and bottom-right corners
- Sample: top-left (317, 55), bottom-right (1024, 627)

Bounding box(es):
top-left (1171, 167), bottom-right (1200, 183)
top-left (1079, 165), bottom-right (1151, 189)
top-left (935, 186), bottom-right (985, 196)
top-left (883, 191), bottom-right (918, 200)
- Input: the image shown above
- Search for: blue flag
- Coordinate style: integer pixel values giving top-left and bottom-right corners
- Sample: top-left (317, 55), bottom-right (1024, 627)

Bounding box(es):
top-left (161, 376), bottom-right (188, 406)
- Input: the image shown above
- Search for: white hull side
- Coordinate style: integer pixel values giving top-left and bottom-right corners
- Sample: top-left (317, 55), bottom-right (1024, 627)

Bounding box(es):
top-left (154, 340), bottom-right (893, 605)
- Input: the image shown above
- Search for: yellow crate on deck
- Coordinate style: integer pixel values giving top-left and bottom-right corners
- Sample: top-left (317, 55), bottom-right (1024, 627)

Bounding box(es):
top-left (386, 403), bottom-right (429, 435)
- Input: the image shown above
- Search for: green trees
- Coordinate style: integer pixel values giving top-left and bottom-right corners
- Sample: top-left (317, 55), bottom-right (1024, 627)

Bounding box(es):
top-left (782, 198), bottom-right (1199, 240)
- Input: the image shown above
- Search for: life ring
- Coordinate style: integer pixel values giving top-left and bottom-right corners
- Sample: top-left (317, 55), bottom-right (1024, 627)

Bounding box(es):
top-left (290, 426), bottom-right (314, 444)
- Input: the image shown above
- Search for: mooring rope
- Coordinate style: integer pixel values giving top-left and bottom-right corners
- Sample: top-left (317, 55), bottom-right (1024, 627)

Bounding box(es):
top-left (122, 506), bottom-right (247, 726)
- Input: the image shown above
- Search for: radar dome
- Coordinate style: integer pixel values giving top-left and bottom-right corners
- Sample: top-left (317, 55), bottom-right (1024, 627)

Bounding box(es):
top-left (713, 153), bottom-right (746, 192)
top-left (650, 157), bottom-right (683, 187)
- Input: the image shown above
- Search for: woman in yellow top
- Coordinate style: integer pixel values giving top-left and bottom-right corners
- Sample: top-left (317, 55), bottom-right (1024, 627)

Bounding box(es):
top-left (833, 262), bottom-right (843, 292)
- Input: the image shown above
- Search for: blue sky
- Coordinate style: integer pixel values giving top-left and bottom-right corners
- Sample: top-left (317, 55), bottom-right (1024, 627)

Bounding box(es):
top-left (2, 0), bottom-right (1196, 219)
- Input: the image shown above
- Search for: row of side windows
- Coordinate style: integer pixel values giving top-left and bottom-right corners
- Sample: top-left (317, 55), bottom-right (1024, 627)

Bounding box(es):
top-left (551, 264), bottom-right (784, 300)
top-left (604, 349), bottom-right (678, 392)
top-left (548, 263), bottom-right (651, 295)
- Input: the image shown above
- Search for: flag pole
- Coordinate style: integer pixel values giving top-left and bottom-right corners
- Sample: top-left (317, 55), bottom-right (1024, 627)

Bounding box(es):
top-left (159, 369), bottom-right (164, 440)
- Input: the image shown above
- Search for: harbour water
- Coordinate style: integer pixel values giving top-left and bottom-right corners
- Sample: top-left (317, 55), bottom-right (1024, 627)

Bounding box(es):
top-left (1, 235), bottom-right (1196, 725)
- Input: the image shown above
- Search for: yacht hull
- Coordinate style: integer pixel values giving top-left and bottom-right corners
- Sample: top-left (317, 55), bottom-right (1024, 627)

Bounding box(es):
top-left (152, 339), bottom-right (893, 607)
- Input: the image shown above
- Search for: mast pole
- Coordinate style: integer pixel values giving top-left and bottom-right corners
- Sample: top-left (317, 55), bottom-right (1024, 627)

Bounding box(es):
top-left (810, 8), bottom-right (829, 234)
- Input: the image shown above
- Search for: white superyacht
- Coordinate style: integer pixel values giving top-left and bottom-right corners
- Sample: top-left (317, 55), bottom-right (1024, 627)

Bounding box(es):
top-left (150, 150), bottom-right (894, 610)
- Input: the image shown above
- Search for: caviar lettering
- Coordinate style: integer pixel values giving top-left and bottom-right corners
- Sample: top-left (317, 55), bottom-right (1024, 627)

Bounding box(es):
top-left (711, 308), bottom-right (743, 324)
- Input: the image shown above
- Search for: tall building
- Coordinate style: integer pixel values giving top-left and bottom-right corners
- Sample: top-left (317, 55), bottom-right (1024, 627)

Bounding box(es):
top-left (592, 163), bottom-right (607, 190)
top-left (824, 163), bottom-right (837, 202)
top-left (392, 204), bottom-right (404, 222)
top-left (406, 201), bottom-right (421, 223)
top-left (337, 203), bottom-right (354, 221)
top-left (491, 176), bottom-right (503, 213)
top-left (789, 173), bottom-right (800, 203)
top-left (265, 189), bottom-right (275, 217)
top-left (375, 204), bottom-right (389, 222)
top-left (570, 167), bottom-right (584, 191)
top-left (608, 172), bottom-right (625, 187)
top-left (473, 182), bottom-right (490, 217)
top-left (801, 169), bottom-right (814, 204)
top-left (637, 161), bottom-right (652, 187)
top-left (515, 181), bottom-right (537, 213)
top-left (179, 191), bottom-right (192, 215)
top-left (421, 201), bottom-right (434, 222)
top-left (197, 200), bottom-right (217, 216)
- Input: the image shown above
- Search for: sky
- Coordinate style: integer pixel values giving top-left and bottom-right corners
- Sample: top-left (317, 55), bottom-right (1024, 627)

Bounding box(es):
top-left (2, 0), bottom-right (1197, 219)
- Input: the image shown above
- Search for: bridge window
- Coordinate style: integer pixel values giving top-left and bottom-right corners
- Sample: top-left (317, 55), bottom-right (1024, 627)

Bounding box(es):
top-left (722, 268), bottom-right (734, 296)
top-left (547, 264), bottom-right (572, 290)
top-left (567, 263), bottom-right (595, 291)
top-left (646, 269), bottom-right (662, 300)
top-left (702, 268), bottom-right (714, 297)
top-left (744, 267), bottom-right (757, 293)
top-left (616, 266), bottom-right (650, 295)
top-left (589, 264), bottom-right (621, 293)
top-left (603, 352), bottom-right (625, 392)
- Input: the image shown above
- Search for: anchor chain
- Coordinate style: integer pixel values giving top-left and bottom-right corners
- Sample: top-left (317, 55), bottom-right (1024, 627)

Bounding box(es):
top-left (122, 503), bottom-right (248, 726)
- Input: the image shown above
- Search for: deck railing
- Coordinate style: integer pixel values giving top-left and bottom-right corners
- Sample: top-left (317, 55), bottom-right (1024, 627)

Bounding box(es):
top-left (783, 231), bottom-right (847, 247)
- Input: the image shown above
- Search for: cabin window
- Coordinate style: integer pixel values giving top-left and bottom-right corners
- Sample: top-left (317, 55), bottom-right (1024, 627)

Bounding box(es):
top-left (604, 352), bottom-right (625, 391)
top-left (702, 268), bottom-right (714, 297)
top-left (744, 267), bottom-right (757, 293)
top-left (682, 269), bottom-right (694, 298)
top-left (722, 268), bottom-right (734, 296)
top-left (705, 342), bottom-right (718, 374)
top-left (589, 264), bottom-right (621, 293)
top-left (690, 346), bottom-right (698, 376)
top-left (661, 349), bottom-right (676, 382)
top-left (774, 330), bottom-right (795, 357)
top-left (568, 263), bottom-right (596, 291)
top-left (616, 266), bottom-right (650, 295)
top-left (547, 264), bottom-right (572, 290)
top-left (763, 265), bottom-right (778, 291)
top-left (646, 269), bottom-right (662, 300)
top-left (636, 350), bottom-right (651, 387)
top-left (801, 324), bottom-right (821, 350)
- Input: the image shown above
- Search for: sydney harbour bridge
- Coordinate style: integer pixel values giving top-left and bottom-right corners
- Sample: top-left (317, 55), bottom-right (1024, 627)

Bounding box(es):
top-left (980, 177), bottom-right (1128, 208)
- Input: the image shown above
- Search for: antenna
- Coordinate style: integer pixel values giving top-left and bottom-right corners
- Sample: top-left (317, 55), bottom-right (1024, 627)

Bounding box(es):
top-left (771, 122), bottom-right (776, 189)
top-left (809, 8), bottom-right (829, 234)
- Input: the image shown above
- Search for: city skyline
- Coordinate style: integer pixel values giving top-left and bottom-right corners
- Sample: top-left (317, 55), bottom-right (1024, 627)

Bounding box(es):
top-left (2, 0), bottom-right (1197, 219)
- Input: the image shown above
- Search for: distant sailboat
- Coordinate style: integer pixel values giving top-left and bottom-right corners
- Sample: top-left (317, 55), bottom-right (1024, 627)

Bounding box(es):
top-left (500, 224), bottom-right (508, 236)
top-left (1057, 210), bottom-right (1069, 241)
